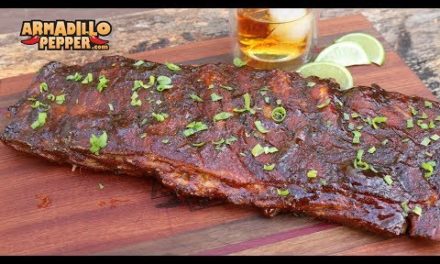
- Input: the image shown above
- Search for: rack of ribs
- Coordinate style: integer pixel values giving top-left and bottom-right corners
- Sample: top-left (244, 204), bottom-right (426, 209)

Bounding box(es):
top-left (1, 55), bottom-right (439, 240)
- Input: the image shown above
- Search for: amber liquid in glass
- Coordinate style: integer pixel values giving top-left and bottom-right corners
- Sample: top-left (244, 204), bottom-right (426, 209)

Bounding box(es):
top-left (236, 9), bottom-right (315, 70)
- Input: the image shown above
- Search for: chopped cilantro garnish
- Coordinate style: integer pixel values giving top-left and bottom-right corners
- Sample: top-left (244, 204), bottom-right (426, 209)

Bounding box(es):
top-left (271, 106), bottom-right (287, 123)
top-left (421, 160), bottom-right (436, 178)
top-left (263, 163), bottom-right (276, 171)
top-left (276, 188), bottom-right (289, 196)
top-left (352, 131), bottom-right (361, 144)
top-left (424, 101), bottom-right (433, 108)
top-left (211, 93), bottom-right (223, 102)
top-left (97, 75), bottom-right (109, 92)
top-left (30, 112), bottom-right (47, 129)
top-left (165, 62), bottom-right (181, 72)
top-left (55, 94), bottom-right (66, 105)
top-left (213, 112), bottom-right (233, 122)
top-left (183, 121), bottom-right (208, 137)
top-left (233, 57), bottom-right (247, 67)
top-left (254, 120), bottom-right (269, 134)
top-left (89, 131), bottom-right (108, 155)
top-left (406, 119), bottom-right (414, 129)
top-left (39, 82), bottom-right (48, 93)
top-left (383, 175), bottom-right (393, 185)
top-left (307, 169), bottom-right (318, 178)
top-left (130, 91), bottom-right (142, 107)
top-left (152, 112), bottom-right (169, 122)
top-left (368, 146), bottom-right (376, 154)
top-left (66, 72), bottom-right (82, 82)
top-left (190, 93), bottom-right (203, 102)
top-left (81, 73), bottom-right (93, 84)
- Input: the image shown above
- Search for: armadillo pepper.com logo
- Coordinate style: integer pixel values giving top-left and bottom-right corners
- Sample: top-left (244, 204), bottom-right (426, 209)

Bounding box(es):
top-left (20, 20), bottom-right (112, 50)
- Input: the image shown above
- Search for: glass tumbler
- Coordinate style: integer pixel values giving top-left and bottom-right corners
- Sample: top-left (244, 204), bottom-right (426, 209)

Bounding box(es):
top-left (229, 8), bottom-right (318, 71)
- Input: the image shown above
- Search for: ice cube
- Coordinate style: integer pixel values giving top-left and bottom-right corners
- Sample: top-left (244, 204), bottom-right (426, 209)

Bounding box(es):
top-left (268, 8), bottom-right (307, 23)
top-left (269, 12), bottom-right (312, 42)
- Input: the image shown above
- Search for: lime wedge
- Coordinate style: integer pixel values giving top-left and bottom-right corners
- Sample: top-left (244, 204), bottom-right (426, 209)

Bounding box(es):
top-left (297, 62), bottom-right (354, 90)
top-left (315, 41), bottom-right (371, 66)
top-left (335, 33), bottom-right (385, 65)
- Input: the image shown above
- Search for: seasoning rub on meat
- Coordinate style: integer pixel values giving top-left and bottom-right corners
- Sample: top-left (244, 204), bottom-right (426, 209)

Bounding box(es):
top-left (2, 56), bottom-right (440, 240)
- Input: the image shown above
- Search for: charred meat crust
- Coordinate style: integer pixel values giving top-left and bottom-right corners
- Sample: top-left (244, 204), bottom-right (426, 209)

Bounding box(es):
top-left (1, 55), bottom-right (440, 240)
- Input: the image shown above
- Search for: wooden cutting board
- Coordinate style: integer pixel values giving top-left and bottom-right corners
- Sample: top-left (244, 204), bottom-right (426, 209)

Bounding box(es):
top-left (1, 14), bottom-right (439, 255)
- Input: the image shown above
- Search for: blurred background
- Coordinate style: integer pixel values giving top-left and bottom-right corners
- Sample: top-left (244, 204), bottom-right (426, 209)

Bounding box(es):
top-left (0, 8), bottom-right (438, 95)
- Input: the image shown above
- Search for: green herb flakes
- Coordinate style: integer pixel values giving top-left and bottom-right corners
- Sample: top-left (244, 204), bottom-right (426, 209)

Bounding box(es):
top-left (343, 113), bottom-right (350, 121)
top-left (429, 120), bottom-right (436, 129)
top-left (213, 112), bottom-right (233, 122)
top-left (254, 120), bottom-right (269, 134)
top-left (409, 106), bottom-right (418, 116)
top-left (220, 84), bottom-right (234, 91)
top-left (368, 146), bottom-right (376, 154)
top-left (55, 94), bottom-right (66, 105)
top-left (401, 201), bottom-right (410, 215)
top-left (251, 143), bottom-right (278, 157)
top-left (190, 93), bottom-right (203, 102)
top-left (251, 144), bottom-right (265, 157)
top-left (130, 91), bottom-right (142, 107)
top-left (133, 60), bottom-right (145, 67)
top-left (413, 205), bottom-right (423, 216)
top-left (183, 121), bottom-right (208, 137)
top-left (156, 75), bottom-right (173, 92)
top-left (211, 93), bottom-right (223, 102)
top-left (369, 116), bottom-right (388, 129)
top-left (161, 138), bottom-right (170, 144)
top-left (233, 93), bottom-right (255, 114)
top-left (39, 82), bottom-right (48, 93)
top-left (81, 73), bottom-right (93, 84)
top-left (89, 131), bottom-right (108, 155)
top-left (152, 112), bottom-right (169, 122)
top-left (165, 62), bottom-right (181, 72)
top-left (406, 119), bottom-right (414, 129)
top-left (307, 169), bottom-right (318, 178)
top-left (351, 112), bottom-right (360, 118)
top-left (31, 112), bottom-right (47, 129)
top-left (436, 116), bottom-right (440, 121)
top-left (276, 188), bottom-right (289, 196)
top-left (97, 75), bottom-right (109, 92)
top-left (417, 120), bottom-right (429, 130)
top-left (430, 134), bottom-right (440, 141)
top-left (233, 57), bottom-right (247, 67)
top-left (352, 131), bottom-right (361, 144)
top-left (47, 94), bottom-right (55, 101)
top-left (421, 160), bottom-right (436, 178)
top-left (225, 136), bottom-right (238, 145)
top-left (383, 175), bottom-right (393, 185)
top-left (192, 142), bottom-right (206, 147)
top-left (421, 137), bottom-right (431, 146)
top-left (264, 96), bottom-right (271, 104)
top-left (271, 106), bottom-right (287, 123)
top-left (425, 101), bottom-right (433, 108)
top-left (353, 149), bottom-right (369, 170)
top-left (66, 72), bottom-right (82, 82)
top-left (263, 163), bottom-right (275, 171)
top-left (317, 98), bottom-right (331, 109)
top-left (382, 139), bottom-right (389, 145)
top-left (132, 80), bottom-right (148, 91)
top-left (420, 112), bottom-right (428, 119)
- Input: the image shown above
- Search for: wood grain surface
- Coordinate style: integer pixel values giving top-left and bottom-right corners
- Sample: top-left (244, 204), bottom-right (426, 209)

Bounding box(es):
top-left (0, 14), bottom-right (439, 255)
